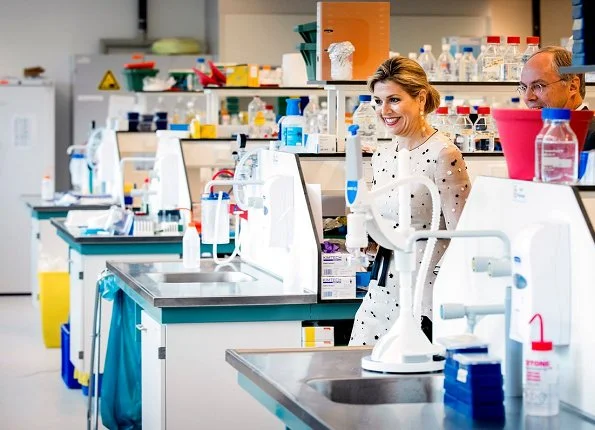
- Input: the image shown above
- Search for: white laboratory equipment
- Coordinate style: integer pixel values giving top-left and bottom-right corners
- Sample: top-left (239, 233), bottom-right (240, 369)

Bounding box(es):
top-left (344, 125), bottom-right (512, 374)
top-left (524, 313), bottom-right (560, 416)
top-left (1, 80), bottom-right (55, 294)
top-left (509, 221), bottom-right (571, 346)
top-left (432, 176), bottom-right (595, 416)
top-left (182, 222), bottom-right (201, 269)
top-left (344, 124), bottom-right (443, 373)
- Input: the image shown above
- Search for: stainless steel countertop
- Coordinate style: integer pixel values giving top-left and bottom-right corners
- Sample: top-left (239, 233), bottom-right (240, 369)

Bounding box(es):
top-left (226, 347), bottom-right (595, 430)
top-left (52, 219), bottom-right (183, 244)
top-left (22, 194), bottom-right (114, 212)
top-left (107, 259), bottom-right (317, 308)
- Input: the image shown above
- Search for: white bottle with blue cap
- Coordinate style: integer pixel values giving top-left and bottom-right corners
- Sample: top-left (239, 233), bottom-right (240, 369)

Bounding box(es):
top-left (280, 98), bottom-right (305, 146)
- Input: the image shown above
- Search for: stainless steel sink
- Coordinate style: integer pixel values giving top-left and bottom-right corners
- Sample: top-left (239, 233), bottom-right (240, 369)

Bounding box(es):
top-left (306, 374), bottom-right (443, 405)
top-left (148, 272), bottom-right (256, 284)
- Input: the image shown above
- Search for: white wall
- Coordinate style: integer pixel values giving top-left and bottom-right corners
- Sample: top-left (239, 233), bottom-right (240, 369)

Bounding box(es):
top-left (0, 0), bottom-right (206, 190)
top-left (541, 0), bottom-right (572, 47)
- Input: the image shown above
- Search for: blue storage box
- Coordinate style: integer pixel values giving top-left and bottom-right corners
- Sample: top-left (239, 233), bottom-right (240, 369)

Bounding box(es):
top-left (82, 373), bottom-right (103, 397)
top-left (60, 323), bottom-right (81, 389)
top-left (444, 354), bottom-right (504, 389)
top-left (444, 379), bottom-right (504, 404)
top-left (444, 392), bottom-right (505, 421)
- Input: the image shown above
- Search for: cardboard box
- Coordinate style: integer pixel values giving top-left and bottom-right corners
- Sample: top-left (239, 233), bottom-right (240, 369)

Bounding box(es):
top-left (302, 326), bottom-right (335, 343)
top-left (317, 2), bottom-right (390, 80)
top-left (322, 253), bottom-right (359, 276)
top-left (305, 134), bottom-right (337, 153)
top-left (302, 340), bottom-right (335, 348)
top-left (321, 276), bottom-right (356, 300)
top-left (225, 64), bottom-right (259, 87)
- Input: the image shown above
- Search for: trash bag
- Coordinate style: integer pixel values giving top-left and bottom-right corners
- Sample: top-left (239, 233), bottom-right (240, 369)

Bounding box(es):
top-left (100, 273), bottom-right (141, 430)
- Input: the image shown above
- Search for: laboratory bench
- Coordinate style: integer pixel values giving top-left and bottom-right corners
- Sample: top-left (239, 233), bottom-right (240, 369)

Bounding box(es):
top-left (22, 194), bottom-right (113, 306)
top-left (106, 259), bottom-right (359, 429)
top-left (226, 347), bottom-right (595, 430)
top-left (51, 219), bottom-right (235, 389)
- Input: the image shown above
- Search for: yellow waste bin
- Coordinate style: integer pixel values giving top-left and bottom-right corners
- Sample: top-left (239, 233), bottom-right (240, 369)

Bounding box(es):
top-left (38, 272), bottom-right (70, 348)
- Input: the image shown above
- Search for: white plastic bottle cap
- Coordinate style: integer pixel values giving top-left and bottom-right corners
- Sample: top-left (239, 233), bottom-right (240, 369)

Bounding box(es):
top-left (424, 44), bottom-right (432, 51)
top-left (442, 44), bottom-right (450, 51)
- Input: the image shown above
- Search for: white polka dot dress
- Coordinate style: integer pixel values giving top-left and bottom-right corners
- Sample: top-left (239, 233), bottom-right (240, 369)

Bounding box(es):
top-left (349, 130), bottom-right (472, 346)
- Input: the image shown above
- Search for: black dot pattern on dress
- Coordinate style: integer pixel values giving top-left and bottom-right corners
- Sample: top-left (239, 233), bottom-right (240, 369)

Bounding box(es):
top-left (349, 134), bottom-right (471, 347)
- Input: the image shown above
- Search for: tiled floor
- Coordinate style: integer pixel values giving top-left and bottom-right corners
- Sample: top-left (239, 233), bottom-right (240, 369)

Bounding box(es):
top-left (0, 296), bottom-right (88, 429)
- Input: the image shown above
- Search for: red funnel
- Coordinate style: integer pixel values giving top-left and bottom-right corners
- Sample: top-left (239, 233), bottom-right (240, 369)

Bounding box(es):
top-left (492, 108), bottom-right (594, 180)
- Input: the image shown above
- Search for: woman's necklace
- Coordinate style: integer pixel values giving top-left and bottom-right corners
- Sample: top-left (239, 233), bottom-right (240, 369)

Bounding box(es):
top-left (396, 128), bottom-right (438, 151)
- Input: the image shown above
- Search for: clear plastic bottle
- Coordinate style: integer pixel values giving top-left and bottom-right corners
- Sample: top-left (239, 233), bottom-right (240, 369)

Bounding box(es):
top-left (183, 222), bottom-right (201, 269)
top-left (501, 36), bottom-right (523, 82)
top-left (431, 106), bottom-right (453, 141)
top-left (303, 95), bottom-right (321, 137)
top-left (318, 101), bottom-right (329, 134)
top-left (436, 44), bottom-right (456, 82)
top-left (524, 313), bottom-right (559, 417)
top-left (280, 98), bottom-right (305, 146)
top-left (248, 96), bottom-right (266, 137)
top-left (172, 97), bottom-right (186, 124)
top-left (41, 175), bottom-right (54, 201)
top-left (473, 106), bottom-right (495, 151)
top-left (196, 57), bottom-right (208, 74)
top-left (352, 95), bottom-right (377, 149)
top-left (444, 95), bottom-right (458, 125)
top-left (522, 36), bottom-right (540, 65)
top-left (184, 99), bottom-right (198, 124)
top-left (453, 52), bottom-right (463, 81)
top-left (541, 108), bottom-right (578, 184)
top-left (475, 44), bottom-right (486, 81)
top-left (481, 36), bottom-right (504, 81)
top-left (418, 44), bottom-right (437, 80)
top-left (534, 109), bottom-right (553, 181)
top-left (459, 47), bottom-right (478, 82)
top-left (453, 105), bottom-right (474, 152)
top-left (262, 105), bottom-right (277, 138)
top-left (69, 153), bottom-right (87, 192)
top-left (510, 97), bottom-right (522, 109)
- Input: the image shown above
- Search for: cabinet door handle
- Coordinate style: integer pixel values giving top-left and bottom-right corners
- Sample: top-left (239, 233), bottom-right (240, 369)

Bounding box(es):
top-left (135, 324), bottom-right (147, 332)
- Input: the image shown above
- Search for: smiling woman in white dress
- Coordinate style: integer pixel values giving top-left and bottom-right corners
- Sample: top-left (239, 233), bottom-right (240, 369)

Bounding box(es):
top-left (349, 56), bottom-right (472, 346)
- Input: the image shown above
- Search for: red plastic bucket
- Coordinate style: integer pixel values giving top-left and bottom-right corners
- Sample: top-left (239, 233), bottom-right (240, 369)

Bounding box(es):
top-left (492, 108), bottom-right (594, 180)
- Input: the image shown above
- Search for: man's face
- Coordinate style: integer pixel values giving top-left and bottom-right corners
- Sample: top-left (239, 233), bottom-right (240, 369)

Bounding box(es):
top-left (519, 52), bottom-right (572, 109)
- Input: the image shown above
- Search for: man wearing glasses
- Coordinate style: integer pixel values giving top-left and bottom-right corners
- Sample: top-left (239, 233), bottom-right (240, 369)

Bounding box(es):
top-left (519, 46), bottom-right (594, 151)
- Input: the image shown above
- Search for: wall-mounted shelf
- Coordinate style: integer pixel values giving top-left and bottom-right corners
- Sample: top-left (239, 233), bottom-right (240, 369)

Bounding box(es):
top-left (309, 80), bottom-right (521, 87)
top-left (202, 86), bottom-right (327, 123)
top-left (560, 65), bottom-right (595, 73)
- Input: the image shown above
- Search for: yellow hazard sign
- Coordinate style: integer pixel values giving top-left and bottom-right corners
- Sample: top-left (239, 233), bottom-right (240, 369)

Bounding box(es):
top-left (98, 70), bottom-right (120, 91)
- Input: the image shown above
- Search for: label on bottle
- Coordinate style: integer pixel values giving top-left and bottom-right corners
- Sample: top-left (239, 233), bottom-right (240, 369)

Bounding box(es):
top-left (482, 58), bottom-right (503, 80)
top-left (282, 126), bottom-right (303, 146)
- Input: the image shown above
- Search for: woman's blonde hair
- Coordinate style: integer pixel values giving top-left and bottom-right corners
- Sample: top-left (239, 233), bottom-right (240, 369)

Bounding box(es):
top-left (368, 56), bottom-right (441, 114)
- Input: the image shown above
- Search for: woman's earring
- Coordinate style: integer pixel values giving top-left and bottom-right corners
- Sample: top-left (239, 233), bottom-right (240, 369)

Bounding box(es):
top-left (420, 110), bottom-right (426, 135)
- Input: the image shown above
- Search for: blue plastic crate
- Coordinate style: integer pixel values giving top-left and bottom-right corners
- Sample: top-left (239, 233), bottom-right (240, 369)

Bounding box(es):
top-left (82, 373), bottom-right (103, 397)
top-left (60, 323), bottom-right (81, 389)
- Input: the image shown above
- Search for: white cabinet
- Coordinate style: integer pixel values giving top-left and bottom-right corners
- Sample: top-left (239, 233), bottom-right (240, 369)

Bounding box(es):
top-left (68, 251), bottom-right (180, 381)
top-left (140, 311), bottom-right (166, 430)
top-left (140, 315), bottom-right (302, 429)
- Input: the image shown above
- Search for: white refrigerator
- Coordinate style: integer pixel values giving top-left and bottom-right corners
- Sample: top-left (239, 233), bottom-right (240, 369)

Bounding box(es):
top-left (0, 80), bottom-right (55, 294)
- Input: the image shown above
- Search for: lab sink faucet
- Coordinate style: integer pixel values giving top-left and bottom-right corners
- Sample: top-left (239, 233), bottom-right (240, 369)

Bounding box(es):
top-left (344, 125), bottom-right (519, 391)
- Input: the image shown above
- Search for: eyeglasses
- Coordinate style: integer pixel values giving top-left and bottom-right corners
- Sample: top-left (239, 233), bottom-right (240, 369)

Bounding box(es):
top-left (517, 79), bottom-right (565, 96)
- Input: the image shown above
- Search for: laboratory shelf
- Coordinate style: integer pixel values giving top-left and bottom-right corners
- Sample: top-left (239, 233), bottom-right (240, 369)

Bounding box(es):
top-left (202, 86), bottom-right (325, 97)
top-left (561, 65), bottom-right (595, 73)
top-left (134, 91), bottom-right (204, 97)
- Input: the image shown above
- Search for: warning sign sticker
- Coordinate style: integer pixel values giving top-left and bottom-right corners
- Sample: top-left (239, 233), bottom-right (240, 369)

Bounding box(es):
top-left (98, 70), bottom-right (121, 91)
